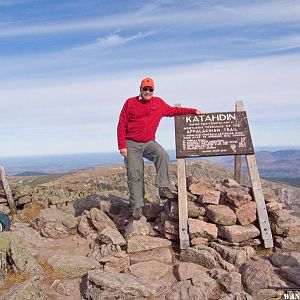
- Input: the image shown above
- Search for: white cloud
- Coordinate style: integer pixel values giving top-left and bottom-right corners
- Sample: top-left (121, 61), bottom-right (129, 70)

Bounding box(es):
top-left (1, 1), bottom-right (300, 38)
top-left (0, 53), bottom-right (299, 156)
top-left (72, 32), bottom-right (153, 51)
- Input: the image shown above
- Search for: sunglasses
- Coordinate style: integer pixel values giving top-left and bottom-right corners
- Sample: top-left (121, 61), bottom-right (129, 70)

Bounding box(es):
top-left (142, 87), bottom-right (154, 92)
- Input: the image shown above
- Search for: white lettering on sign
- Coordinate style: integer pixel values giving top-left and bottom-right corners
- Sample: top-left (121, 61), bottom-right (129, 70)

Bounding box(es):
top-left (185, 113), bottom-right (236, 123)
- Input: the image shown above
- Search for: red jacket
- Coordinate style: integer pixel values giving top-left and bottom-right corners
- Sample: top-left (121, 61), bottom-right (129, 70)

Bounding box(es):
top-left (117, 96), bottom-right (198, 149)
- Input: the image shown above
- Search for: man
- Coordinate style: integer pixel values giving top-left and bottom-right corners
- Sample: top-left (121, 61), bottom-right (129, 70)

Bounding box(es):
top-left (117, 77), bottom-right (203, 220)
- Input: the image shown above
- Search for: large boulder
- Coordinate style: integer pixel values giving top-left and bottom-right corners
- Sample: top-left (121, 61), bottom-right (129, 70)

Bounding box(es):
top-left (9, 239), bottom-right (43, 275)
top-left (218, 224), bottom-right (260, 243)
top-left (32, 208), bottom-right (77, 238)
top-left (210, 242), bottom-right (255, 267)
top-left (86, 269), bottom-right (158, 299)
top-left (47, 254), bottom-right (100, 278)
top-left (234, 201), bottom-right (257, 225)
top-left (188, 218), bottom-right (218, 241)
top-left (205, 204), bottom-right (237, 225)
top-left (240, 259), bottom-right (287, 298)
top-left (270, 209), bottom-right (300, 237)
top-left (0, 276), bottom-right (45, 300)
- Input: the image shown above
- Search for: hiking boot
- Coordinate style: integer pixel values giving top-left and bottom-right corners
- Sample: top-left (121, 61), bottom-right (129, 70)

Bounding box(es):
top-left (159, 187), bottom-right (174, 199)
top-left (132, 207), bottom-right (143, 220)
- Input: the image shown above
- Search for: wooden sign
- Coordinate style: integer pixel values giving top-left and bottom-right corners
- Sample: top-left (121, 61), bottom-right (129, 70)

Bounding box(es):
top-left (175, 111), bottom-right (254, 158)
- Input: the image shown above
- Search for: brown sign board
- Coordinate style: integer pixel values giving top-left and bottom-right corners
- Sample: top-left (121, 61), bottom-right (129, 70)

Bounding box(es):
top-left (175, 111), bottom-right (254, 158)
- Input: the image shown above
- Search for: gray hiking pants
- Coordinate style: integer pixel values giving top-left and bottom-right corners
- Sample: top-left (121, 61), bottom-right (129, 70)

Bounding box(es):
top-left (124, 139), bottom-right (172, 209)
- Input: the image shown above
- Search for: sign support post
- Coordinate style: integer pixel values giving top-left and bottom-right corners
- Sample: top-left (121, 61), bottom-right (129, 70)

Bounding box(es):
top-left (175, 104), bottom-right (190, 250)
top-left (174, 102), bottom-right (274, 249)
top-left (0, 165), bottom-right (16, 212)
top-left (234, 101), bottom-right (243, 184)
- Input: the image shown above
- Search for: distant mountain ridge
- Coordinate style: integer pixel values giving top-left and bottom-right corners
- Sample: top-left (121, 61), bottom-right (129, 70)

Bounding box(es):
top-left (2, 149), bottom-right (300, 187)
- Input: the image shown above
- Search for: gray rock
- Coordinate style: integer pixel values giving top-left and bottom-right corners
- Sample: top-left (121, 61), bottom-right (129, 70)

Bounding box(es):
top-left (164, 219), bottom-right (179, 235)
top-left (221, 291), bottom-right (254, 300)
top-left (77, 214), bottom-right (96, 238)
top-left (266, 202), bottom-right (283, 212)
top-left (127, 235), bottom-right (171, 253)
top-left (165, 274), bottom-right (218, 300)
top-left (124, 216), bottom-right (153, 239)
top-left (10, 223), bottom-right (45, 247)
top-left (180, 245), bottom-right (235, 271)
top-left (0, 232), bottom-right (22, 254)
top-left (188, 218), bottom-right (218, 240)
top-left (206, 204), bottom-right (237, 225)
top-left (90, 207), bottom-right (117, 232)
top-left (89, 243), bottom-right (122, 262)
top-left (127, 260), bottom-right (171, 282)
top-left (210, 242), bottom-right (255, 266)
top-left (274, 236), bottom-right (300, 251)
top-left (9, 239), bottom-right (43, 275)
top-left (218, 224), bottom-right (260, 243)
top-left (270, 251), bottom-right (300, 267)
top-left (0, 275), bottom-right (45, 300)
top-left (47, 254), bottom-right (100, 278)
top-left (176, 262), bottom-right (210, 281)
top-left (270, 209), bottom-right (300, 237)
top-left (280, 266), bottom-right (300, 286)
top-left (32, 208), bottom-right (77, 238)
top-left (225, 187), bottom-right (252, 207)
top-left (234, 201), bottom-right (257, 225)
top-left (130, 247), bottom-right (173, 265)
top-left (52, 280), bottom-right (77, 296)
top-left (0, 251), bottom-right (6, 288)
top-left (210, 268), bottom-right (242, 293)
top-left (99, 227), bottom-right (126, 246)
top-left (188, 201), bottom-right (206, 218)
top-left (103, 253), bottom-right (130, 273)
top-left (86, 269), bottom-right (157, 299)
top-left (240, 259), bottom-right (287, 295)
top-left (180, 247), bottom-right (218, 269)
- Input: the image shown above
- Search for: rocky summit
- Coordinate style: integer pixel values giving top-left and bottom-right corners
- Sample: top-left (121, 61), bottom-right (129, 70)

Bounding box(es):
top-left (0, 161), bottom-right (299, 299)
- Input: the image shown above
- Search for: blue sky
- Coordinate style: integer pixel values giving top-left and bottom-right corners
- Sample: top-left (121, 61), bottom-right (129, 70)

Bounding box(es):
top-left (1, 0), bottom-right (300, 156)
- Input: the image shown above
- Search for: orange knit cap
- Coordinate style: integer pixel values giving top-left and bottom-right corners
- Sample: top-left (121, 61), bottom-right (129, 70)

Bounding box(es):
top-left (141, 77), bottom-right (154, 88)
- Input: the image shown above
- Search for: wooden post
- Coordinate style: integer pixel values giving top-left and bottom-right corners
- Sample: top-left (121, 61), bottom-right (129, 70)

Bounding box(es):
top-left (175, 103), bottom-right (190, 250)
top-left (246, 155), bottom-right (274, 248)
top-left (177, 158), bottom-right (190, 249)
top-left (234, 101), bottom-right (243, 184)
top-left (0, 166), bottom-right (16, 212)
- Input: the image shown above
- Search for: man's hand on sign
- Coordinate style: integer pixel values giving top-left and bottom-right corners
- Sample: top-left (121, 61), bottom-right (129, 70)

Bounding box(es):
top-left (120, 148), bottom-right (128, 158)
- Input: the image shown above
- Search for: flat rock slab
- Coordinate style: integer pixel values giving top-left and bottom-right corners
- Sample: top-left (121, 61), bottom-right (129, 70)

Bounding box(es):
top-left (218, 224), bottom-right (260, 243)
top-left (86, 269), bottom-right (158, 299)
top-left (127, 260), bottom-right (171, 282)
top-left (11, 222), bottom-right (46, 247)
top-left (47, 254), bottom-right (100, 278)
top-left (127, 235), bottom-right (171, 253)
top-left (130, 247), bottom-right (173, 264)
top-left (176, 262), bottom-right (210, 281)
top-left (0, 276), bottom-right (45, 300)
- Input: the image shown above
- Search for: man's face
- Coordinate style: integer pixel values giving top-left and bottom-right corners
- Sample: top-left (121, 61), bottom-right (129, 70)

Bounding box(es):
top-left (140, 86), bottom-right (154, 101)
